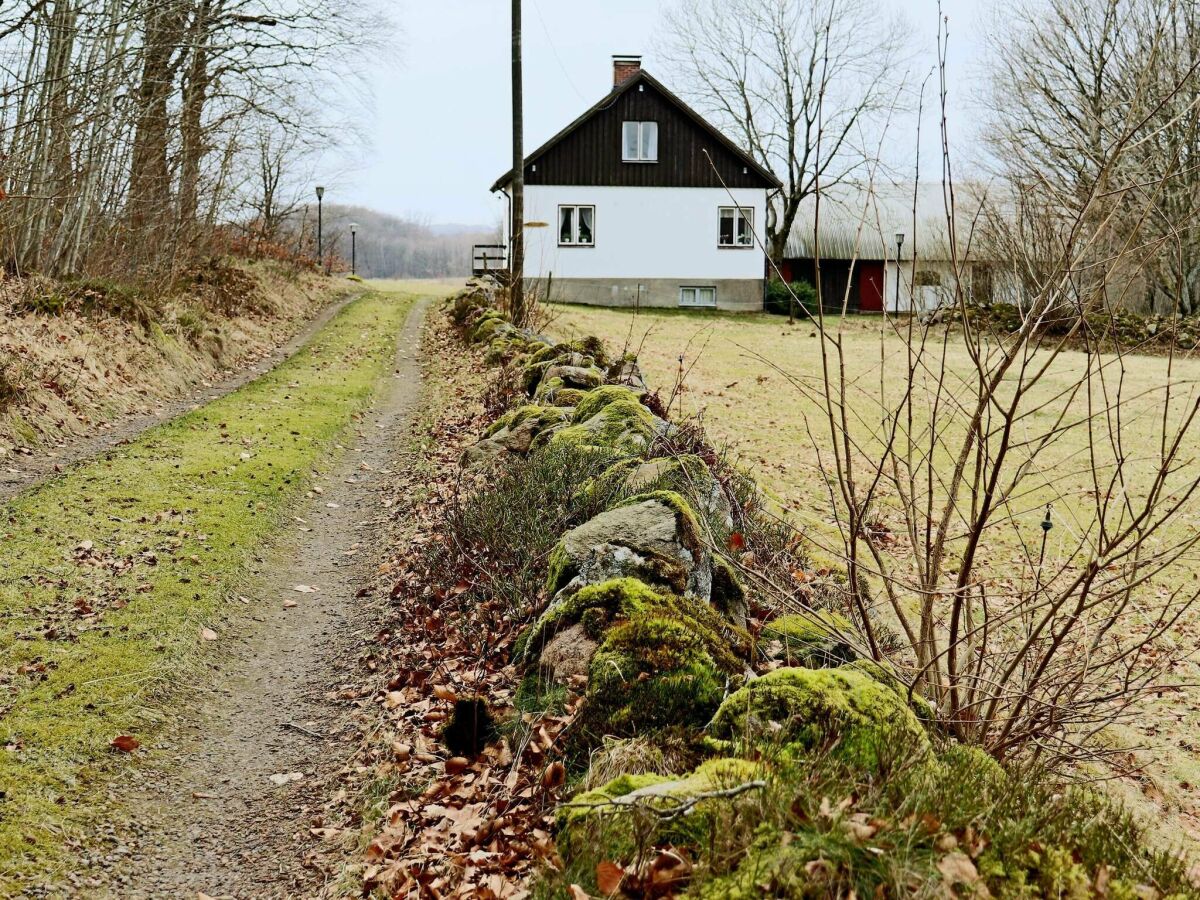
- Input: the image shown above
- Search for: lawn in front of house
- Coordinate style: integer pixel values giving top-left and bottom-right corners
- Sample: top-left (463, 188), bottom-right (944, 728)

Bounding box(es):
top-left (545, 301), bottom-right (1200, 850)
top-left (0, 291), bottom-right (415, 888)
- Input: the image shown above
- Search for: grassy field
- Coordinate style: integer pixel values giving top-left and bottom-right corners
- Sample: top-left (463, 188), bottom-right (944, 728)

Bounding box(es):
top-left (0, 291), bottom-right (414, 887)
top-left (546, 302), bottom-right (1200, 851)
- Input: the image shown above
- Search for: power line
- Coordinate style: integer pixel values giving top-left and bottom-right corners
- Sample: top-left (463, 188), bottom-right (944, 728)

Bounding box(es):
top-left (530, 0), bottom-right (586, 102)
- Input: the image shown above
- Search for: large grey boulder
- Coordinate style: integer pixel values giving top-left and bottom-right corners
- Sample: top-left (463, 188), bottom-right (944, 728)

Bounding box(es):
top-left (546, 494), bottom-right (713, 611)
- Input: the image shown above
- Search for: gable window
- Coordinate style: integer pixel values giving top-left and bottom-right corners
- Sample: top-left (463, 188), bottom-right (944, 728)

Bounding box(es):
top-left (558, 205), bottom-right (595, 246)
top-left (679, 286), bottom-right (717, 308)
top-left (622, 121), bottom-right (658, 162)
top-left (719, 206), bottom-right (754, 247)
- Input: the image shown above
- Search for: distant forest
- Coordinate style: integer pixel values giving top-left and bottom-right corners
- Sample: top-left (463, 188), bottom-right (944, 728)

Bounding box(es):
top-left (309, 205), bottom-right (497, 279)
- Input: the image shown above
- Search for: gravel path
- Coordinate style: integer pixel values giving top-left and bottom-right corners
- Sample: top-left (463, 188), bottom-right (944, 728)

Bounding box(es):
top-left (51, 296), bottom-right (430, 899)
top-left (0, 290), bottom-right (362, 502)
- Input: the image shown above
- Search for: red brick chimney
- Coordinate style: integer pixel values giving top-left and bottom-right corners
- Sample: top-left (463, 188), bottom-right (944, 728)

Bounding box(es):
top-left (613, 55), bottom-right (642, 87)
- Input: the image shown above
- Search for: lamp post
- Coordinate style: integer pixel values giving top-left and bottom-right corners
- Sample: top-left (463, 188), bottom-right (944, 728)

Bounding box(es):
top-left (894, 232), bottom-right (905, 312)
top-left (349, 222), bottom-right (358, 276)
top-left (315, 186), bottom-right (325, 273)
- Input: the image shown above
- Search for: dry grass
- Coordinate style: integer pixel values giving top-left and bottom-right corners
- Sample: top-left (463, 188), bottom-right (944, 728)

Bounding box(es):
top-left (0, 262), bottom-right (346, 449)
top-left (547, 302), bottom-right (1200, 852)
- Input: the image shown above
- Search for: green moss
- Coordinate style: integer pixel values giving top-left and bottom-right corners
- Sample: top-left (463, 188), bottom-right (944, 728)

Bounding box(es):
top-left (559, 757), bottom-right (760, 829)
top-left (484, 404), bottom-right (569, 438)
top-left (549, 398), bottom-right (658, 457)
top-left (710, 665), bottom-right (929, 766)
top-left (761, 611), bottom-right (857, 667)
top-left (685, 832), bottom-right (817, 899)
top-left (544, 542), bottom-right (574, 596)
top-left (575, 616), bottom-right (728, 752)
top-left (551, 387), bottom-right (588, 407)
top-left (529, 339), bottom-right (604, 368)
top-left (710, 555), bottom-right (747, 622)
top-left (572, 385), bottom-right (645, 423)
top-left (533, 375), bottom-right (566, 401)
top-left (0, 291), bottom-right (415, 887)
top-left (557, 771), bottom-right (673, 828)
top-left (469, 309), bottom-right (507, 343)
top-left (524, 577), bottom-right (748, 672)
top-left (484, 334), bottom-right (534, 365)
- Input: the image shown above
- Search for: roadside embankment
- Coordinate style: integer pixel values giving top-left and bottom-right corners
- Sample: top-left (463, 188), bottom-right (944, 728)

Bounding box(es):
top-left (0, 260), bottom-right (351, 468)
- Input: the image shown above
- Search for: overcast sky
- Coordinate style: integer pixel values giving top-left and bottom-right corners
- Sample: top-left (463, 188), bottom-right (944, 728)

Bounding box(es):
top-left (332, 0), bottom-right (993, 227)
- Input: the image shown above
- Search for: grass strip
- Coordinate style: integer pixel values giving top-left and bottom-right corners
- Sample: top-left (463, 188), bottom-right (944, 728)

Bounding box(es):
top-left (0, 291), bottom-right (414, 886)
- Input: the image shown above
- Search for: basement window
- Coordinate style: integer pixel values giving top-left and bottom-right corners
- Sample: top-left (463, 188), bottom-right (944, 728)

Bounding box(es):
top-left (719, 206), bottom-right (754, 247)
top-left (679, 286), bottom-right (717, 308)
top-left (558, 205), bottom-right (595, 246)
top-left (622, 121), bottom-right (658, 162)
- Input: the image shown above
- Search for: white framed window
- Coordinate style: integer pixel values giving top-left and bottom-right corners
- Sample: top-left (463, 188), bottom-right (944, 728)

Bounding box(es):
top-left (679, 286), bottom-right (717, 308)
top-left (718, 206), bottom-right (754, 247)
top-left (622, 121), bottom-right (658, 162)
top-left (558, 205), bottom-right (595, 246)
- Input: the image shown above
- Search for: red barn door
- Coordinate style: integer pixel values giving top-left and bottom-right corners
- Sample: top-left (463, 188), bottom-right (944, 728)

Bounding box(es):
top-left (859, 262), bottom-right (884, 312)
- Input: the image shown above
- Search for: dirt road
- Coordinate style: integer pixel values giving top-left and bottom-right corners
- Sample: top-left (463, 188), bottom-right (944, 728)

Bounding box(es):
top-left (55, 297), bottom-right (429, 899)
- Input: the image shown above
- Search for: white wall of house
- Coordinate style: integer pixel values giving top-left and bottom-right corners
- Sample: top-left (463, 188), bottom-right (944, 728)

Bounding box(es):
top-left (507, 185), bottom-right (767, 281)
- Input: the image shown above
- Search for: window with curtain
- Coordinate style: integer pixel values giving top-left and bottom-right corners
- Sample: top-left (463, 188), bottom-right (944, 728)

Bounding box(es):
top-left (719, 206), bottom-right (754, 247)
top-left (558, 205), bottom-right (595, 246)
top-left (622, 121), bottom-right (658, 161)
top-left (679, 286), bottom-right (717, 308)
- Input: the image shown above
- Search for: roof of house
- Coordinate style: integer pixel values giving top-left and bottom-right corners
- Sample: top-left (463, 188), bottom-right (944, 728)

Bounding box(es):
top-left (784, 181), bottom-right (995, 262)
top-left (490, 69), bottom-right (781, 193)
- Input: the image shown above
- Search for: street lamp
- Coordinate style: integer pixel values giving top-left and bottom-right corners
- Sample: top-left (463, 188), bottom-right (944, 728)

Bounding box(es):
top-left (894, 232), bottom-right (905, 312)
top-left (315, 186), bottom-right (325, 272)
top-left (349, 223), bottom-right (358, 276)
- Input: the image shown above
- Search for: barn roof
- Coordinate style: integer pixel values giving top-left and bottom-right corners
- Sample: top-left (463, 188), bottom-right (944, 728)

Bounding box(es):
top-left (784, 181), bottom-right (995, 262)
top-left (490, 69), bottom-right (781, 192)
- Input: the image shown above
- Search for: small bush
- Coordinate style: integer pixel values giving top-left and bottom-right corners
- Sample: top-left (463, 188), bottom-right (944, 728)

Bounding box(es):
top-left (424, 441), bottom-right (638, 648)
top-left (765, 278), bottom-right (818, 316)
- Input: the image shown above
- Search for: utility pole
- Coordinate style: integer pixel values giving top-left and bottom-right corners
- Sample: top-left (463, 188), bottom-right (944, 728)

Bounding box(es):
top-left (350, 223), bottom-right (358, 276)
top-left (510, 0), bottom-right (525, 326)
top-left (315, 185), bottom-right (325, 273)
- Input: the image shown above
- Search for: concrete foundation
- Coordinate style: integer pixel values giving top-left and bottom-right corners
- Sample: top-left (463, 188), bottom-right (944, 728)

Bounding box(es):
top-left (534, 277), bottom-right (764, 312)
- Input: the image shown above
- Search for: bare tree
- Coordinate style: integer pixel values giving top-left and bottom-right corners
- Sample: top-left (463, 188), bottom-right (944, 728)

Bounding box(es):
top-left (986, 0), bottom-right (1200, 315)
top-left (660, 0), bottom-right (907, 265)
top-left (0, 0), bottom-right (389, 280)
top-left (754, 13), bottom-right (1200, 769)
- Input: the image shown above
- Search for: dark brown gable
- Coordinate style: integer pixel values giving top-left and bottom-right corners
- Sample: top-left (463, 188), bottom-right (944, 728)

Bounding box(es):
top-left (492, 72), bottom-right (779, 191)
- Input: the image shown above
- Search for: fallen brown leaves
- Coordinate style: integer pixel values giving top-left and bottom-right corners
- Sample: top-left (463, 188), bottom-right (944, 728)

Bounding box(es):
top-left (323, 317), bottom-right (579, 899)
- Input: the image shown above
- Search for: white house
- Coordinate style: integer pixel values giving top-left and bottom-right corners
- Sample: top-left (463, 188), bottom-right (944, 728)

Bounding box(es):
top-left (491, 56), bottom-right (781, 312)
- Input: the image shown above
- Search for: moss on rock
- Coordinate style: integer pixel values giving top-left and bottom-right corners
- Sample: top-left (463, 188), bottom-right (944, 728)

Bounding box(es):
top-left (484, 403), bottom-right (570, 439)
top-left (761, 611), bottom-right (857, 668)
top-left (711, 555), bottom-right (748, 625)
top-left (710, 665), bottom-right (929, 766)
top-left (549, 398), bottom-right (659, 457)
top-left (617, 490), bottom-right (706, 554)
top-left (576, 615), bottom-right (732, 751)
top-left (551, 387), bottom-right (588, 407)
top-left (469, 309), bottom-right (508, 343)
top-left (523, 577), bottom-right (749, 673)
top-left (572, 385), bottom-right (646, 423)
